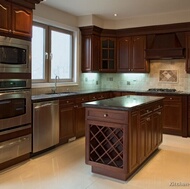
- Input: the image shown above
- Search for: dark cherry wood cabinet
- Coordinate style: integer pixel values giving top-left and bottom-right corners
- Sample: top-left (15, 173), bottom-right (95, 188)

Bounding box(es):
top-left (84, 99), bottom-right (163, 180)
top-left (188, 96), bottom-right (190, 137)
top-left (59, 92), bottom-right (111, 144)
top-left (12, 4), bottom-right (32, 38)
top-left (186, 32), bottom-right (190, 73)
top-left (100, 37), bottom-right (117, 72)
top-left (139, 103), bottom-right (162, 164)
top-left (117, 36), bottom-right (149, 73)
top-left (59, 97), bottom-right (76, 144)
top-left (128, 110), bottom-right (139, 172)
top-left (162, 96), bottom-right (185, 136)
top-left (80, 26), bottom-right (102, 72)
top-left (113, 91), bottom-right (188, 137)
top-left (75, 95), bottom-right (89, 138)
top-left (0, 0), bottom-right (33, 39)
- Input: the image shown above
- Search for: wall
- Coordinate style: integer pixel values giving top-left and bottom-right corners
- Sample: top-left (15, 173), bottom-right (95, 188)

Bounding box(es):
top-left (32, 3), bottom-right (190, 94)
top-left (78, 10), bottom-right (190, 29)
top-left (101, 60), bottom-right (190, 92)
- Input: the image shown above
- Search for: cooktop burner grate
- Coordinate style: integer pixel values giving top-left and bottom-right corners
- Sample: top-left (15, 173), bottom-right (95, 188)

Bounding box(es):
top-left (147, 88), bottom-right (177, 92)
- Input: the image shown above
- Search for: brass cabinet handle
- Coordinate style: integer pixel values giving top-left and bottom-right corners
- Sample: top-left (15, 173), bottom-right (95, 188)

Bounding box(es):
top-left (103, 114), bottom-right (108, 117)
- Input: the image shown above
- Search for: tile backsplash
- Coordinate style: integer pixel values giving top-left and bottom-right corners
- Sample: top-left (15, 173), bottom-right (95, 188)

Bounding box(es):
top-left (100, 59), bottom-right (190, 92)
top-left (32, 59), bottom-right (190, 95)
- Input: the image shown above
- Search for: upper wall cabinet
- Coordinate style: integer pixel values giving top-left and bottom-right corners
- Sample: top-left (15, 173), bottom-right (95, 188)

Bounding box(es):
top-left (0, 0), bottom-right (42, 39)
top-left (186, 32), bottom-right (190, 73)
top-left (80, 23), bottom-right (190, 73)
top-left (117, 36), bottom-right (149, 73)
top-left (100, 37), bottom-right (117, 72)
top-left (80, 26), bottom-right (102, 72)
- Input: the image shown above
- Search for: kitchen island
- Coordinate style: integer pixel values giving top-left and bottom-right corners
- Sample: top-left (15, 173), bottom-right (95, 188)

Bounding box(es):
top-left (83, 95), bottom-right (164, 180)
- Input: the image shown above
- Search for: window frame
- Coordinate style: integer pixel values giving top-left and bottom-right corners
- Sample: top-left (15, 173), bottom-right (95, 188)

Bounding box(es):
top-left (32, 21), bottom-right (77, 87)
top-left (48, 26), bottom-right (74, 83)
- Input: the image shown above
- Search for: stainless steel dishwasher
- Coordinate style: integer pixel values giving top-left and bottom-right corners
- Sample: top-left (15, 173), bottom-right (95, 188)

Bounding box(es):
top-left (33, 100), bottom-right (59, 153)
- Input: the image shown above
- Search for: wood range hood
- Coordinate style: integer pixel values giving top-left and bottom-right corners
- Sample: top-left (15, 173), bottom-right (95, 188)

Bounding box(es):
top-left (145, 32), bottom-right (186, 60)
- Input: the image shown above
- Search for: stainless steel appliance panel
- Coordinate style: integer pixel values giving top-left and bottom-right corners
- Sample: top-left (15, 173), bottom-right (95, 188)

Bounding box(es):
top-left (33, 100), bottom-right (59, 153)
top-left (0, 79), bottom-right (31, 90)
top-left (0, 89), bottom-right (31, 130)
top-left (0, 134), bottom-right (31, 164)
top-left (0, 36), bottom-right (31, 73)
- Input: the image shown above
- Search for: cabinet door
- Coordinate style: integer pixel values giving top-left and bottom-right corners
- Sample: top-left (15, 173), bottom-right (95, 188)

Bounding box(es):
top-left (100, 37), bottom-right (116, 72)
top-left (152, 110), bottom-right (162, 148)
top-left (131, 36), bottom-right (149, 73)
top-left (0, 0), bottom-right (11, 34)
top-left (139, 118), bottom-right (147, 163)
top-left (11, 4), bottom-right (32, 37)
top-left (117, 37), bottom-right (131, 72)
top-left (146, 116), bottom-right (152, 156)
top-left (139, 115), bottom-right (152, 162)
top-left (128, 110), bottom-right (139, 172)
top-left (59, 99), bottom-right (75, 144)
top-left (186, 33), bottom-right (190, 73)
top-left (75, 102), bottom-right (86, 138)
top-left (163, 96), bottom-right (182, 135)
top-left (81, 35), bottom-right (100, 72)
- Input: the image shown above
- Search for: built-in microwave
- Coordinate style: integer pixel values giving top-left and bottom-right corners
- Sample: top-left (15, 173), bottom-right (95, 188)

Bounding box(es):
top-left (0, 36), bottom-right (31, 73)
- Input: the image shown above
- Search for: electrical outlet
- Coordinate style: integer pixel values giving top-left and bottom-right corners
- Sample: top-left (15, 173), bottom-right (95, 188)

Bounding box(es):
top-left (127, 81), bottom-right (130, 85)
top-left (96, 81), bottom-right (99, 85)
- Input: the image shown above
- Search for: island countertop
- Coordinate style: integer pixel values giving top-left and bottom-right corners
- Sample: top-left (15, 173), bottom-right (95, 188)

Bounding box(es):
top-left (83, 95), bottom-right (164, 111)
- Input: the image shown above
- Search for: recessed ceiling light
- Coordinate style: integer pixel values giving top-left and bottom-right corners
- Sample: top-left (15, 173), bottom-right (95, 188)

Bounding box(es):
top-left (114, 13), bottom-right (118, 17)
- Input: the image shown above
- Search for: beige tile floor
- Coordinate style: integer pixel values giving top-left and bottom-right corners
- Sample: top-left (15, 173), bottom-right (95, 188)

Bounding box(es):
top-left (0, 134), bottom-right (190, 189)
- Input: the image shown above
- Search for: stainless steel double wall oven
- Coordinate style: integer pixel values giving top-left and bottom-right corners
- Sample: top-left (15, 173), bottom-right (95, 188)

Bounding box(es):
top-left (0, 36), bottom-right (32, 168)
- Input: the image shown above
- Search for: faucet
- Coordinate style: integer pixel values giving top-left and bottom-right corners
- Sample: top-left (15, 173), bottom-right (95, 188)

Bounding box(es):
top-left (52, 75), bottom-right (59, 93)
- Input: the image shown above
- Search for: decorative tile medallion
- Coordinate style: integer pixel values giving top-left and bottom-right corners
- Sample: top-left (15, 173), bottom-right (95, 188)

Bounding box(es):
top-left (159, 70), bottom-right (178, 82)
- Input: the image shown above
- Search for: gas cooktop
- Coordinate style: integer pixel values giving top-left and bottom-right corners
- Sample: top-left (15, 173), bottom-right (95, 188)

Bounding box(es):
top-left (147, 88), bottom-right (177, 92)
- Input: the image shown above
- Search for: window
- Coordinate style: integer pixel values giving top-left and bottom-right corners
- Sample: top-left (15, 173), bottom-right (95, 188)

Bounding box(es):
top-left (32, 22), bottom-right (74, 84)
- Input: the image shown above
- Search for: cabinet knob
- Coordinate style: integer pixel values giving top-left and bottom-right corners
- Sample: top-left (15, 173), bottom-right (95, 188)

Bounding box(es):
top-left (9, 30), bottom-right (11, 33)
top-left (170, 98), bottom-right (173, 100)
top-left (146, 117), bottom-right (151, 121)
top-left (103, 114), bottom-right (108, 117)
top-left (157, 112), bottom-right (161, 115)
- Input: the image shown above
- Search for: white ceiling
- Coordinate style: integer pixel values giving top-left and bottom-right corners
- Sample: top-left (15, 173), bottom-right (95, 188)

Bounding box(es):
top-left (42, 0), bottom-right (190, 20)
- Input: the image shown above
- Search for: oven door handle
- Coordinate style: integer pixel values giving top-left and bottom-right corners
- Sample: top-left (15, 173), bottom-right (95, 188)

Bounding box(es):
top-left (0, 100), bottom-right (11, 105)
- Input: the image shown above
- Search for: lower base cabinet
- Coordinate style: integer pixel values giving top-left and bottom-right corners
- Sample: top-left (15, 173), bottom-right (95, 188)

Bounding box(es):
top-left (85, 100), bottom-right (163, 180)
top-left (59, 92), bottom-right (111, 144)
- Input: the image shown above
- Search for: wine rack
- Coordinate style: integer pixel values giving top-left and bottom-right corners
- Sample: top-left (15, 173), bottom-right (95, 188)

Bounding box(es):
top-left (89, 124), bottom-right (123, 168)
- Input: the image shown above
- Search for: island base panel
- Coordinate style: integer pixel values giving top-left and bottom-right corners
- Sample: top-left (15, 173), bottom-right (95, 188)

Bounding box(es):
top-left (92, 166), bottom-right (128, 181)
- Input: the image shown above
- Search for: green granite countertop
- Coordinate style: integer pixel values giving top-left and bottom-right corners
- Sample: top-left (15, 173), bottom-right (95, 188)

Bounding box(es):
top-left (82, 95), bottom-right (164, 111)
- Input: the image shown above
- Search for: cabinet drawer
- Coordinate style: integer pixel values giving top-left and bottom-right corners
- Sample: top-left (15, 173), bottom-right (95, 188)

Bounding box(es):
top-left (97, 92), bottom-right (110, 99)
top-left (75, 95), bottom-right (89, 103)
top-left (60, 98), bottom-right (75, 107)
top-left (164, 96), bottom-right (181, 102)
top-left (152, 102), bottom-right (163, 111)
top-left (0, 134), bottom-right (31, 164)
top-left (86, 108), bottom-right (128, 124)
top-left (88, 93), bottom-right (99, 101)
top-left (140, 106), bottom-right (153, 117)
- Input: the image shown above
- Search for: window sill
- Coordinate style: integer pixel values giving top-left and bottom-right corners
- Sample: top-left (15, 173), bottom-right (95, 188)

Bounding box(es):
top-left (32, 81), bottom-right (78, 89)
